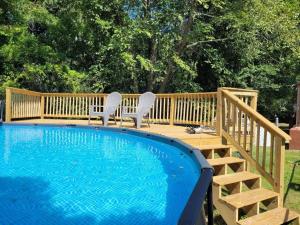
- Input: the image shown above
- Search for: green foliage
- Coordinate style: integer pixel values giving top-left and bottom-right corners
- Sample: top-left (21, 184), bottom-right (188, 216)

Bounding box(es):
top-left (0, 0), bottom-right (299, 121)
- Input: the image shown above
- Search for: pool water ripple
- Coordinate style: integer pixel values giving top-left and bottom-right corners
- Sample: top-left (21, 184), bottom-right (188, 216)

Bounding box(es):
top-left (0, 125), bottom-right (200, 225)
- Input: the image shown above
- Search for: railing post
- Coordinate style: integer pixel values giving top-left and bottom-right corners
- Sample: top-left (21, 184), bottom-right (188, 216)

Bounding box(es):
top-left (216, 88), bottom-right (223, 137)
top-left (170, 95), bottom-right (175, 125)
top-left (246, 92), bottom-right (258, 172)
top-left (250, 92), bottom-right (258, 111)
top-left (5, 88), bottom-right (12, 122)
top-left (41, 95), bottom-right (45, 119)
top-left (274, 136), bottom-right (285, 206)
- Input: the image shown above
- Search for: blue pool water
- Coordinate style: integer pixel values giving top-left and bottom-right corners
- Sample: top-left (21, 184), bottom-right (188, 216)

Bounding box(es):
top-left (0, 125), bottom-right (200, 225)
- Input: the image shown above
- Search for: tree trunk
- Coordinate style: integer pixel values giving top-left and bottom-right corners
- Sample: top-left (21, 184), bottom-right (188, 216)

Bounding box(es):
top-left (147, 38), bottom-right (157, 91)
top-left (159, 1), bottom-right (196, 93)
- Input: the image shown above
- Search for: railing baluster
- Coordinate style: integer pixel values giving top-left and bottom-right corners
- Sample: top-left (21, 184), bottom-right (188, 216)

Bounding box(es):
top-left (75, 97), bottom-right (78, 116)
top-left (204, 96), bottom-right (207, 125)
top-left (243, 114), bottom-right (248, 151)
top-left (256, 123), bottom-right (261, 163)
top-left (56, 96), bottom-right (59, 116)
top-left (270, 134), bottom-right (275, 176)
top-left (249, 117), bottom-right (254, 157)
top-left (208, 96), bottom-right (211, 126)
top-left (200, 96), bottom-right (204, 124)
top-left (156, 97), bottom-right (159, 121)
top-left (189, 96), bottom-right (192, 124)
top-left (211, 97), bottom-right (215, 126)
top-left (183, 95), bottom-right (187, 123)
top-left (238, 108), bottom-right (242, 145)
top-left (59, 97), bottom-right (62, 116)
top-left (262, 129), bottom-right (267, 170)
top-left (232, 104), bottom-right (236, 141)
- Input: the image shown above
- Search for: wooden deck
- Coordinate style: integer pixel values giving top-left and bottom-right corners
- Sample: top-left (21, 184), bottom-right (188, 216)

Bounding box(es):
top-left (12, 119), bottom-right (222, 146)
top-left (6, 88), bottom-right (299, 224)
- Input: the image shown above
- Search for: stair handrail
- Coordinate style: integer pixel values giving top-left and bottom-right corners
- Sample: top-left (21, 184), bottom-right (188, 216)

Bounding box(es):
top-left (222, 89), bottom-right (290, 140)
top-left (217, 88), bottom-right (291, 205)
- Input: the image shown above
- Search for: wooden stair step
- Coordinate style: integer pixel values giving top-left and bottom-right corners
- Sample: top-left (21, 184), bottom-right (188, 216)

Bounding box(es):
top-left (197, 144), bottom-right (229, 150)
top-left (198, 144), bottom-right (231, 159)
top-left (221, 188), bottom-right (278, 209)
top-left (208, 157), bottom-right (244, 166)
top-left (238, 207), bottom-right (300, 225)
top-left (181, 136), bottom-right (222, 146)
top-left (213, 171), bottom-right (260, 186)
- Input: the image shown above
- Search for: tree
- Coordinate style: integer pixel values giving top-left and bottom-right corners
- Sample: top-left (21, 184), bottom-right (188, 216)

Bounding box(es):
top-left (0, 0), bottom-right (299, 121)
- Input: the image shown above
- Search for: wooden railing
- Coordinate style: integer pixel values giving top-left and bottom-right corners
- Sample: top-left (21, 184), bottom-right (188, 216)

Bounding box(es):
top-left (43, 93), bottom-right (106, 119)
top-left (217, 88), bottom-right (291, 204)
top-left (6, 88), bottom-right (42, 121)
top-left (6, 88), bottom-right (219, 126)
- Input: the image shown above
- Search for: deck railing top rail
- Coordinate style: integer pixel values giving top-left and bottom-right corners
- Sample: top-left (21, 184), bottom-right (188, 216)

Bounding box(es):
top-left (7, 87), bottom-right (42, 96)
top-left (221, 87), bottom-right (259, 97)
top-left (42, 92), bottom-right (218, 96)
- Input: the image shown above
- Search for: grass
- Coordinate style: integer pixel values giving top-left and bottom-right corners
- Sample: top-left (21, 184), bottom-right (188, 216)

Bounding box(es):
top-left (249, 150), bottom-right (300, 213)
top-left (212, 150), bottom-right (300, 224)
top-left (277, 150), bottom-right (300, 212)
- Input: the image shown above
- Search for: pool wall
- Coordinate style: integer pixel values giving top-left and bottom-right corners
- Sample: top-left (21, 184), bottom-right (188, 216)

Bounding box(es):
top-left (3, 122), bottom-right (214, 225)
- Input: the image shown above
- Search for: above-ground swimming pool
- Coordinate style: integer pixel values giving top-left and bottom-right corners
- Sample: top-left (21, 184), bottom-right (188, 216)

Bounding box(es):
top-left (0, 124), bottom-right (213, 225)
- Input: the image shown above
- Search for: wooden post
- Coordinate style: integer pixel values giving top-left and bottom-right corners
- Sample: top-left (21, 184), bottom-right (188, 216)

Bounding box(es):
top-left (274, 136), bottom-right (285, 206)
top-left (169, 95), bottom-right (175, 125)
top-left (216, 88), bottom-right (223, 137)
top-left (41, 95), bottom-right (45, 119)
top-left (296, 82), bottom-right (300, 127)
top-left (5, 88), bottom-right (12, 122)
top-left (250, 91), bottom-right (258, 111)
top-left (245, 92), bottom-right (258, 172)
top-left (250, 91), bottom-right (258, 159)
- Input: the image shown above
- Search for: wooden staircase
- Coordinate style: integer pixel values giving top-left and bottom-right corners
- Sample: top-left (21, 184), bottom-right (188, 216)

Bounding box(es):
top-left (198, 144), bottom-right (300, 225)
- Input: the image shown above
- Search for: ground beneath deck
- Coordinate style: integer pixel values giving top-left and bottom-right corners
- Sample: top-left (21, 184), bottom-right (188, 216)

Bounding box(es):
top-left (10, 119), bottom-right (221, 146)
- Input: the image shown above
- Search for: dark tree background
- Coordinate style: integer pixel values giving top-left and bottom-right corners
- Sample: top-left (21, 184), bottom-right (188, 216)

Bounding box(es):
top-left (0, 0), bottom-right (299, 121)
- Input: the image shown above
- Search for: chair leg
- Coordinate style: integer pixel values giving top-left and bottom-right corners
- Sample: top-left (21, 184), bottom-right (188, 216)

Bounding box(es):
top-left (103, 117), bottom-right (109, 127)
top-left (88, 115), bottom-right (91, 125)
top-left (136, 117), bottom-right (142, 129)
top-left (120, 116), bottom-right (123, 127)
top-left (147, 114), bottom-right (150, 127)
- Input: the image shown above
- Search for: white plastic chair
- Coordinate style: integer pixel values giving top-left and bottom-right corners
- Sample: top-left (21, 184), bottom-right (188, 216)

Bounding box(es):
top-left (89, 92), bottom-right (122, 126)
top-left (121, 92), bottom-right (156, 128)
